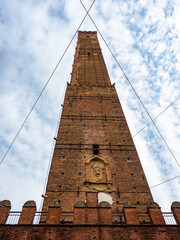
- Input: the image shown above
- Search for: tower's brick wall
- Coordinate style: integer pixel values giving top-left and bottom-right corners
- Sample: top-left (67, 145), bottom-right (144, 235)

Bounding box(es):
top-left (1, 225), bottom-right (180, 240)
top-left (42, 31), bottom-right (153, 220)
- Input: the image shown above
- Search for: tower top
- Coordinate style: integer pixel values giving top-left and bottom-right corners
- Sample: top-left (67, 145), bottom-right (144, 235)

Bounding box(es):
top-left (78, 31), bottom-right (97, 35)
top-left (71, 31), bottom-right (111, 86)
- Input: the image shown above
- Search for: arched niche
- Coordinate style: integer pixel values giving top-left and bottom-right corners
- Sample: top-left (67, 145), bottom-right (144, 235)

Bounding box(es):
top-left (85, 156), bottom-right (112, 191)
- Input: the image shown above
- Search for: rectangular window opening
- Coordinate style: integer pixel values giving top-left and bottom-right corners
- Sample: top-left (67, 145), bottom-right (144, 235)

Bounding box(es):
top-left (93, 144), bottom-right (99, 155)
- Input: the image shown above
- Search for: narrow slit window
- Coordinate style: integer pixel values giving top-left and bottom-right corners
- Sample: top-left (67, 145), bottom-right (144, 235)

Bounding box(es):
top-left (93, 144), bottom-right (99, 155)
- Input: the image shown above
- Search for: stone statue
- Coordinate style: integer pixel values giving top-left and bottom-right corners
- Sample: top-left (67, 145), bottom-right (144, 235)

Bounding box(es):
top-left (90, 160), bottom-right (106, 183)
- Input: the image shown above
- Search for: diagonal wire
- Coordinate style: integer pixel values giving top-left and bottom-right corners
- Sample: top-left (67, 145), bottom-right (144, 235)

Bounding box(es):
top-left (133, 95), bottom-right (180, 138)
top-left (150, 175), bottom-right (180, 188)
top-left (0, 0), bottom-right (96, 166)
top-left (79, 0), bottom-right (180, 188)
top-left (78, 0), bottom-right (180, 168)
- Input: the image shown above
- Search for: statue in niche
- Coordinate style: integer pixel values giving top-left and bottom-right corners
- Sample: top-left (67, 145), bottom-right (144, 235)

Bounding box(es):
top-left (90, 160), bottom-right (106, 183)
top-left (85, 156), bottom-right (112, 191)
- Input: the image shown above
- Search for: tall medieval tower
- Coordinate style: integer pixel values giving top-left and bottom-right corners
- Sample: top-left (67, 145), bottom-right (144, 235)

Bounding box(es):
top-left (1, 31), bottom-right (180, 240)
top-left (42, 31), bottom-right (153, 216)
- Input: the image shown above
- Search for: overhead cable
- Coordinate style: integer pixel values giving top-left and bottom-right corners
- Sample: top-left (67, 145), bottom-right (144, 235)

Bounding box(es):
top-left (0, 0), bottom-right (96, 166)
top-left (79, 0), bottom-right (180, 168)
top-left (150, 175), bottom-right (180, 188)
top-left (133, 95), bottom-right (180, 138)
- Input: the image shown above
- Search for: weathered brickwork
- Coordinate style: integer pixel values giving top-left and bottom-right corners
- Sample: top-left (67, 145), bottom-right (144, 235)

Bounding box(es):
top-left (0, 201), bottom-right (11, 224)
top-left (1, 225), bottom-right (180, 240)
top-left (18, 201), bottom-right (36, 225)
top-left (42, 31), bottom-right (153, 219)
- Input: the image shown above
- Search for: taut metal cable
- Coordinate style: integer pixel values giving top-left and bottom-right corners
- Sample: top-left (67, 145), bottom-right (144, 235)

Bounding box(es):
top-left (133, 95), bottom-right (180, 138)
top-left (78, 0), bottom-right (180, 168)
top-left (150, 175), bottom-right (180, 189)
top-left (0, 0), bottom-right (96, 166)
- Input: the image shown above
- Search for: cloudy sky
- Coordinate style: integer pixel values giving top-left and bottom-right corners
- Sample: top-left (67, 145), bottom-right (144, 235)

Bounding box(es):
top-left (0, 0), bottom-right (180, 213)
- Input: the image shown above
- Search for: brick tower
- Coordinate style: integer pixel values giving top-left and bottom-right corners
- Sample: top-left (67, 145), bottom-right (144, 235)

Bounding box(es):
top-left (41, 31), bottom-right (153, 217)
top-left (1, 31), bottom-right (180, 240)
